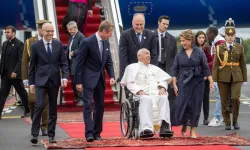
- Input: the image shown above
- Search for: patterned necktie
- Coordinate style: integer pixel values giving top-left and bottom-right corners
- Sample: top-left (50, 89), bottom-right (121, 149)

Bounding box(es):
top-left (47, 43), bottom-right (52, 58)
top-left (136, 33), bottom-right (141, 43)
top-left (100, 40), bottom-right (104, 60)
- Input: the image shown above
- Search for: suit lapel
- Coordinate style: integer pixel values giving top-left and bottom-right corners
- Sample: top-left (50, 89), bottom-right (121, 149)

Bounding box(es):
top-left (93, 35), bottom-right (102, 63)
top-left (2, 42), bottom-right (8, 57)
top-left (51, 40), bottom-right (56, 61)
top-left (140, 31), bottom-right (146, 46)
top-left (163, 33), bottom-right (170, 57)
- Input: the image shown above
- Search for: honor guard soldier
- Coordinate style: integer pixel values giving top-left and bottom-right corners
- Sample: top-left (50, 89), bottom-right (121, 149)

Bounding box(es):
top-left (212, 18), bottom-right (247, 130)
top-left (21, 20), bottom-right (51, 136)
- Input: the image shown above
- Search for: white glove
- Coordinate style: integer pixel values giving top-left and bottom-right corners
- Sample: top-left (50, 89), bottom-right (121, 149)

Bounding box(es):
top-left (23, 79), bottom-right (29, 86)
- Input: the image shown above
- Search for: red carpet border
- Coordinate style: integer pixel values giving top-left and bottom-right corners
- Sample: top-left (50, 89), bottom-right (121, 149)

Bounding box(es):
top-left (41, 133), bottom-right (250, 149)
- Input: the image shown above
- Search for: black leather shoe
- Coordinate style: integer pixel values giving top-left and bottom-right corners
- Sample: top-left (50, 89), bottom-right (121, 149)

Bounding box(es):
top-left (94, 136), bottom-right (103, 140)
top-left (49, 137), bottom-right (56, 143)
top-left (203, 120), bottom-right (209, 125)
top-left (140, 129), bottom-right (154, 138)
top-left (86, 136), bottom-right (94, 142)
top-left (159, 120), bottom-right (174, 138)
top-left (233, 122), bottom-right (240, 130)
top-left (225, 125), bottom-right (231, 130)
top-left (30, 136), bottom-right (38, 144)
top-left (41, 130), bottom-right (48, 136)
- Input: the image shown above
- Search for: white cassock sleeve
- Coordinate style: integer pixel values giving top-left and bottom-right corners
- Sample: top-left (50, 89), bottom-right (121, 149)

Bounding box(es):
top-left (158, 81), bottom-right (168, 90)
top-left (126, 82), bottom-right (142, 95)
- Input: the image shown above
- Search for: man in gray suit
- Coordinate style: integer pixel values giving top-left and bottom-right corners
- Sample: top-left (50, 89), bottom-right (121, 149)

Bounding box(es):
top-left (66, 21), bottom-right (85, 106)
top-left (154, 15), bottom-right (177, 108)
top-left (119, 13), bottom-right (158, 79)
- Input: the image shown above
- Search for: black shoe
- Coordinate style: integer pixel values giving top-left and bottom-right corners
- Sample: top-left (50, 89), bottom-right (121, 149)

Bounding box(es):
top-left (140, 129), bottom-right (154, 138)
top-left (41, 130), bottom-right (48, 136)
top-left (49, 137), bottom-right (56, 143)
top-left (86, 136), bottom-right (94, 142)
top-left (0, 114), bottom-right (2, 120)
top-left (159, 120), bottom-right (174, 138)
top-left (225, 125), bottom-right (231, 130)
top-left (233, 122), bottom-right (240, 130)
top-left (30, 136), bottom-right (38, 144)
top-left (94, 136), bottom-right (103, 140)
top-left (203, 120), bottom-right (209, 125)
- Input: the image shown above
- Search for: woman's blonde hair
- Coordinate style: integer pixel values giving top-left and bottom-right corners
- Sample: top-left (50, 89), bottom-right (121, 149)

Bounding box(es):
top-left (180, 29), bottom-right (194, 41)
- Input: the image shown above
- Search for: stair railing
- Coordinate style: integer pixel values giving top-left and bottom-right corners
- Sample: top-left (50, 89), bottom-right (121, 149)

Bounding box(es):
top-left (101, 0), bottom-right (123, 102)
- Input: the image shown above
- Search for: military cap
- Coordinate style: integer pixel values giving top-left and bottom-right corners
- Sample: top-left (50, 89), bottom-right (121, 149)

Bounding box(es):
top-left (225, 18), bottom-right (236, 35)
top-left (36, 20), bottom-right (51, 28)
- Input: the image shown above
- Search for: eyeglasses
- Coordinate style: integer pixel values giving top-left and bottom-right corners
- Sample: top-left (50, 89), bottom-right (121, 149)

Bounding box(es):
top-left (44, 30), bottom-right (55, 33)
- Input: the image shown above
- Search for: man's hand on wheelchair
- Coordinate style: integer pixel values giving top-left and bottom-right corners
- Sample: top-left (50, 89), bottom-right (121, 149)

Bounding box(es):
top-left (136, 90), bottom-right (148, 96)
top-left (159, 87), bottom-right (166, 95)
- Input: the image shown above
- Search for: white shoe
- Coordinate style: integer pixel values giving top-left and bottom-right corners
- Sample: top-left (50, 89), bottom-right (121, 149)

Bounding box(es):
top-left (208, 117), bottom-right (221, 127)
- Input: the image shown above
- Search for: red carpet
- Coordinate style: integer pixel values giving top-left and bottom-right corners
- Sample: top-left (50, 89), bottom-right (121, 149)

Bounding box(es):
top-left (57, 103), bottom-right (120, 112)
top-left (54, 0), bottom-right (114, 106)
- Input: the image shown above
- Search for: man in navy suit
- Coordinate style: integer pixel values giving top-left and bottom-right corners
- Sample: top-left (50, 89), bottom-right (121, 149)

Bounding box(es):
top-left (119, 13), bottom-right (158, 79)
top-left (29, 23), bottom-right (69, 144)
top-left (75, 20), bottom-right (115, 142)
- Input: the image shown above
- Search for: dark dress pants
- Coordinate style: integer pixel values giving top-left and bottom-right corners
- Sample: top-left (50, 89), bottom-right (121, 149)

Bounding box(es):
top-left (203, 80), bottom-right (210, 120)
top-left (31, 79), bottom-right (59, 137)
top-left (83, 77), bottom-right (105, 138)
top-left (0, 75), bottom-right (29, 114)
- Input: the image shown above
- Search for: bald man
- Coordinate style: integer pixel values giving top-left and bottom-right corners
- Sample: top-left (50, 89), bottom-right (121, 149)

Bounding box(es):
top-left (119, 13), bottom-right (158, 80)
top-left (29, 23), bottom-right (69, 144)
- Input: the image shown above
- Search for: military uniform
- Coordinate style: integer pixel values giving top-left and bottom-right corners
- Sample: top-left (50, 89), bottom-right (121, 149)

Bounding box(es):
top-left (21, 20), bottom-right (50, 133)
top-left (212, 19), bottom-right (247, 130)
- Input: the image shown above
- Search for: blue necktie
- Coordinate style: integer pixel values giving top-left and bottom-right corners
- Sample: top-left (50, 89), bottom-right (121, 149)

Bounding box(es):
top-left (47, 43), bottom-right (52, 58)
top-left (100, 40), bottom-right (104, 60)
top-left (136, 33), bottom-right (141, 43)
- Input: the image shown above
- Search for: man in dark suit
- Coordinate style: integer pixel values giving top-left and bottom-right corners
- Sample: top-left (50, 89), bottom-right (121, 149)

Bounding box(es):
top-left (29, 23), bottom-right (68, 144)
top-left (154, 15), bottom-right (177, 108)
top-left (0, 26), bottom-right (29, 119)
top-left (119, 13), bottom-right (158, 79)
top-left (75, 20), bottom-right (115, 142)
top-left (66, 21), bottom-right (85, 106)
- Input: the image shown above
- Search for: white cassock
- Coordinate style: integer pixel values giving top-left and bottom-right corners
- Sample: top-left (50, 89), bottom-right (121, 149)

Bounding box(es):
top-left (121, 61), bottom-right (172, 133)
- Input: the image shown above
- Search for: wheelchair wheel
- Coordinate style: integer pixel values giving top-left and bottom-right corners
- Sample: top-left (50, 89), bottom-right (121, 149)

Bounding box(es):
top-left (120, 99), bottom-right (133, 139)
top-left (132, 128), bottom-right (139, 140)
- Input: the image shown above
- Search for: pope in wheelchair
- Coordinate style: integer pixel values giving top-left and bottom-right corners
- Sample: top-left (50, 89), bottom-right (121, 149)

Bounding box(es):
top-left (120, 48), bottom-right (174, 138)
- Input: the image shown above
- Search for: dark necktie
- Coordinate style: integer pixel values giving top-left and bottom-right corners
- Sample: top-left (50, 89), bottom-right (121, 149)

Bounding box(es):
top-left (229, 45), bottom-right (233, 52)
top-left (160, 33), bottom-right (164, 49)
top-left (136, 33), bottom-right (141, 43)
top-left (47, 43), bottom-right (52, 58)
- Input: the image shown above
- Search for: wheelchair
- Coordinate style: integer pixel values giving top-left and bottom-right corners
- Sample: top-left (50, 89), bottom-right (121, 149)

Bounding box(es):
top-left (119, 86), bottom-right (174, 139)
top-left (120, 86), bottom-right (140, 139)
